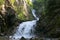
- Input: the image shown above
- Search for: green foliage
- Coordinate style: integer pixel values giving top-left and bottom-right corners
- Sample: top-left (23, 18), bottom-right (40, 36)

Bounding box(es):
top-left (35, 0), bottom-right (60, 38)
top-left (0, 0), bottom-right (4, 5)
top-left (13, 0), bottom-right (34, 21)
top-left (18, 12), bottom-right (26, 20)
top-left (26, 0), bottom-right (33, 7)
top-left (10, 0), bottom-right (15, 4)
top-left (33, 0), bottom-right (46, 18)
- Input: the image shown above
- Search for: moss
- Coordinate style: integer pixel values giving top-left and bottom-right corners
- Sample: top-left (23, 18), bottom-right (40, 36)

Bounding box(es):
top-left (18, 12), bottom-right (26, 20)
top-left (0, 0), bottom-right (4, 5)
top-left (10, 0), bottom-right (15, 5)
top-left (11, 0), bottom-right (34, 21)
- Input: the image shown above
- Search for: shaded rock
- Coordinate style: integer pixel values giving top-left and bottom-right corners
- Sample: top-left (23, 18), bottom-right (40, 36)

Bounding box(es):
top-left (20, 37), bottom-right (26, 40)
top-left (0, 4), bottom-right (17, 36)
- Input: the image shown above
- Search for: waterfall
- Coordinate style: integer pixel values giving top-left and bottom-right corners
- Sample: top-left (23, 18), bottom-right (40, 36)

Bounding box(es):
top-left (10, 0), bottom-right (39, 40)
top-left (32, 9), bottom-right (39, 20)
top-left (10, 9), bottom-right (39, 40)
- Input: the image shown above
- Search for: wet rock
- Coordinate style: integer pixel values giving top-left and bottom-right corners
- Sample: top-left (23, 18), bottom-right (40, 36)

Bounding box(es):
top-left (29, 37), bottom-right (44, 40)
top-left (20, 37), bottom-right (26, 40)
top-left (0, 4), bottom-right (17, 36)
top-left (0, 36), bottom-right (9, 40)
top-left (30, 38), bottom-right (33, 40)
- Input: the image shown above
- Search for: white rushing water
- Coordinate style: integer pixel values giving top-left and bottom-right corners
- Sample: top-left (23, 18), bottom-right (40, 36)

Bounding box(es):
top-left (32, 9), bottom-right (39, 20)
top-left (10, 9), bottom-right (39, 40)
top-left (10, 0), bottom-right (39, 40)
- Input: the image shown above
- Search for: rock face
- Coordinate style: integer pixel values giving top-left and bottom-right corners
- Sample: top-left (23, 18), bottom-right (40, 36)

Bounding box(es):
top-left (0, 36), bottom-right (9, 40)
top-left (20, 37), bottom-right (26, 40)
top-left (35, 0), bottom-right (60, 38)
top-left (0, 3), bottom-right (17, 36)
top-left (14, 0), bottom-right (34, 21)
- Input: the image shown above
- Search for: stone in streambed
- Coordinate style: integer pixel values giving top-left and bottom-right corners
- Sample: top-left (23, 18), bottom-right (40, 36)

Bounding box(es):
top-left (20, 37), bottom-right (26, 40)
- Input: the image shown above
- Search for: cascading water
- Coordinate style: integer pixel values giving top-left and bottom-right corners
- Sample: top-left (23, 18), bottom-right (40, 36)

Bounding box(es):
top-left (10, 9), bottom-right (39, 40)
top-left (32, 9), bottom-right (39, 20)
top-left (10, 0), bottom-right (39, 40)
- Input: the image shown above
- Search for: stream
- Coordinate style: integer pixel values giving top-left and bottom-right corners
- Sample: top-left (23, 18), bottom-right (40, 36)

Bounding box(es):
top-left (10, 9), bottom-right (39, 40)
top-left (9, 0), bottom-right (39, 40)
